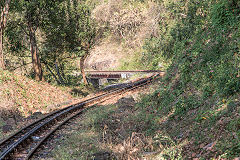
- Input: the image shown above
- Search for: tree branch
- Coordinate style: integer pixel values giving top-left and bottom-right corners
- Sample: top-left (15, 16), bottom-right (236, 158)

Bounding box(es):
top-left (17, 22), bottom-right (30, 36)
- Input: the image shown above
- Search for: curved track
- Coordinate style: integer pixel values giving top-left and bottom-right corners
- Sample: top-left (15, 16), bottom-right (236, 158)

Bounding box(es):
top-left (0, 73), bottom-right (161, 160)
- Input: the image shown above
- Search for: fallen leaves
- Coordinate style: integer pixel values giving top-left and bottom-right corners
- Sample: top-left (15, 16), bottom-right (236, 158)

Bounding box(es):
top-left (0, 70), bottom-right (73, 117)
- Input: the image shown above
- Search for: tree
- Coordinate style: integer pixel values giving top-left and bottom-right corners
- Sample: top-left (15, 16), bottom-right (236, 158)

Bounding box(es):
top-left (11, 0), bottom-right (55, 81)
top-left (74, 18), bottom-right (96, 85)
top-left (4, 0), bottom-right (47, 80)
top-left (69, 2), bottom-right (98, 85)
top-left (42, 0), bottom-right (98, 85)
top-left (0, 0), bottom-right (11, 69)
top-left (40, 0), bottom-right (76, 84)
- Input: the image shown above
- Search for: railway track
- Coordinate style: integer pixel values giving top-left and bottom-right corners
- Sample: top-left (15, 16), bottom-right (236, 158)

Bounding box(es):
top-left (0, 73), bottom-right (161, 160)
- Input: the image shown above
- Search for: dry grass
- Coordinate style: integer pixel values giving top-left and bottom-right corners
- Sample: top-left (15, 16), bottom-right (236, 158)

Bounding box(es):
top-left (49, 82), bottom-right (182, 160)
top-left (92, 0), bottom-right (160, 46)
top-left (0, 69), bottom-right (73, 117)
top-left (86, 0), bottom-right (162, 70)
top-left (50, 102), bottom-right (182, 160)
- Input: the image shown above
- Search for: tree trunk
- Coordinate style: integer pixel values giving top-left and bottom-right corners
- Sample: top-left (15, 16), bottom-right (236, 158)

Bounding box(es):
top-left (0, 0), bottom-right (11, 70)
top-left (80, 54), bottom-right (88, 85)
top-left (0, 29), bottom-right (4, 69)
top-left (28, 24), bottom-right (43, 81)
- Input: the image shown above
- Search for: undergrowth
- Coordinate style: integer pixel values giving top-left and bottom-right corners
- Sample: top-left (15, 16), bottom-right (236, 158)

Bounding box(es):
top-left (52, 102), bottom-right (183, 160)
top-left (126, 0), bottom-right (240, 159)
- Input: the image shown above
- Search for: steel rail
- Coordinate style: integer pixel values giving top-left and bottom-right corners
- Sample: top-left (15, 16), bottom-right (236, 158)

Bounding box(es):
top-left (26, 108), bottom-right (87, 159)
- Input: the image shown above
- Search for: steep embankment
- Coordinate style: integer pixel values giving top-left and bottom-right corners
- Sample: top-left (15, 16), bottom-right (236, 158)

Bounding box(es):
top-left (0, 69), bottom-right (72, 117)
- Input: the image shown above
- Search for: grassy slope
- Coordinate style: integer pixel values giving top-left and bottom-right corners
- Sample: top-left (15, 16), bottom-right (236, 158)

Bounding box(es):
top-left (0, 69), bottom-right (72, 117)
top-left (131, 0), bottom-right (240, 158)
top-left (134, 75), bottom-right (240, 159)
top-left (127, 0), bottom-right (240, 158)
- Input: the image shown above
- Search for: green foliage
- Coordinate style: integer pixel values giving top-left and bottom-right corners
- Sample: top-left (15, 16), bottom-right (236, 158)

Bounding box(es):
top-left (4, 21), bottom-right (27, 55)
top-left (211, 0), bottom-right (240, 30)
top-left (141, 0), bottom-right (240, 97)
top-left (3, 0), bottom-right (98, 84)
top-left (217, 116), bottom-right (240, 158)
top-left (134, 0), bottom-right (240, 158)
top-left (39, 0), bottom-right (97, 84)
top-left (42, 0), bottom-right (96, 53)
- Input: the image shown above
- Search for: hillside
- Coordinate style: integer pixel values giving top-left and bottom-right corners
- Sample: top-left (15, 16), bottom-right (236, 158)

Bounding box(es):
top-left (0, 69), bottom-right (72, 118)
top-left (85, 0), bottom-right (164, 70)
